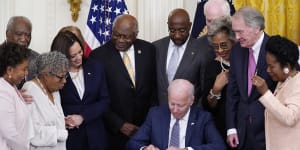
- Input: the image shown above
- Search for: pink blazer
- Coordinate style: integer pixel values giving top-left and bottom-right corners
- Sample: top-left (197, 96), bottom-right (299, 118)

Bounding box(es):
top-left (259, 73), bottom-right (300, 150)
top-left (0, 78), bottom-right (33, 150)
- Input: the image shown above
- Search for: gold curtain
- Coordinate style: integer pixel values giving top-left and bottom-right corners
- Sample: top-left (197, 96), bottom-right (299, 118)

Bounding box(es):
top-left (234, 0), bottom-right (300, 44)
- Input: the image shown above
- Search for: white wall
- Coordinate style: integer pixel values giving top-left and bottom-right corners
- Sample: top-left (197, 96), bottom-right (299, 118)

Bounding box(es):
top-left (0, 0), bottom-right (197, 54)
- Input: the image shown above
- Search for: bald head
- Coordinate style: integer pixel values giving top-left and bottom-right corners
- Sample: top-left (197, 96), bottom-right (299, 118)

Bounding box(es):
top-left (111, 14), bottom-right (139, 51)
top-left (167, 9), bottom-right (192, 46)
top-left (6, 16), bottom-right (32, 48)
top-left (168, 8), bottom-right (190, 23)
top-left (204, 0), bottom-right (230, 28)
top-left (113, 14), bottom-right (139, 35)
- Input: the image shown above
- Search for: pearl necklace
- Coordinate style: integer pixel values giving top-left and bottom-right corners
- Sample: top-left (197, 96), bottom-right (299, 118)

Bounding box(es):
top-left (220, 57), bottom-right (230, 71)
top-left (36, 77), bottom-right (54, 103)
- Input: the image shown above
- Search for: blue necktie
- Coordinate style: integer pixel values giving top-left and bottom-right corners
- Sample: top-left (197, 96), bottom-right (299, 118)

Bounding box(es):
top-left (169, 119), bottom-right (180, 147)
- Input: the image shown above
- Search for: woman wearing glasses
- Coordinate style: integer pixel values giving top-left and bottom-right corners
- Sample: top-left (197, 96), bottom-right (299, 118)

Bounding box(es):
top-left (22, 51), bottom-right (69, 149)
top-left (202, 16), bottom-right (236, 143)
top-left (51, 30), bottom-right (109, 150)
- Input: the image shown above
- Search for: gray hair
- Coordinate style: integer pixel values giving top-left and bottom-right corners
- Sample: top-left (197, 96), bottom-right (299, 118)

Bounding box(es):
top-left (168, 79), bottom-right (194, 101)
top-left (6, 16), bottom-right (32, 32)
top-left (204, 0), bottom-right (231, 17)
top-left (33, 51), bottom-right (69, 77)
top-left (233, 6), bottom-right (265, 30)
top-left (207, 16), bottom-right (236, 44)
top-left (112, 14), bottom-right (139, 35)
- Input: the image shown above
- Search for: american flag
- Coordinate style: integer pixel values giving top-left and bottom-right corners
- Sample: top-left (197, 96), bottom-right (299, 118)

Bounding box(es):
top-left (84, 0), bottom-right (128, 56)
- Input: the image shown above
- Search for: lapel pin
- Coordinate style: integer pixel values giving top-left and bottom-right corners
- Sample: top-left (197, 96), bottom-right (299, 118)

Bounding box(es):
top-left (191, 122), bottom-right (195, 125)
top-left (138, 50), bottom-right (142, 54)
top-left (88, 72), bottom-right (91, 75)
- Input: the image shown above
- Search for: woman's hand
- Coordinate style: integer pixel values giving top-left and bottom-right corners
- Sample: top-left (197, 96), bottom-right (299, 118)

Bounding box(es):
top-left (252, 75), bottom-right (269, 95)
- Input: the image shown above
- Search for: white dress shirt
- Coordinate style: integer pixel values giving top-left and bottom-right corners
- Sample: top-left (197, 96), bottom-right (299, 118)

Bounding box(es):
top-left (168, 109), bottom-right (193, 150)
top-left (69, 68), bottom-right (85, 99)
top-left (166, 37), bottom-right (189, 71)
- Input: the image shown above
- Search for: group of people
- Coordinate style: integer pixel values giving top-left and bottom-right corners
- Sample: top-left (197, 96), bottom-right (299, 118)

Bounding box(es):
top-left (0, 0), bottom-right (300, 150)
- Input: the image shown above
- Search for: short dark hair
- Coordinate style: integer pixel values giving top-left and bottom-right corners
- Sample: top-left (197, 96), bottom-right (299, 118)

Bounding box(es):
top-left (266, 35), bottom-right (299, 69)
top-left (0, 42), bottom-right (30, 76)
top-left (51, 30), bottom-right (85, 60)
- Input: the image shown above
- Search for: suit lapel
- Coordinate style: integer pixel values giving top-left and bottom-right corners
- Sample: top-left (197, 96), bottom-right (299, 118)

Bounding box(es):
top-left (185, 107), bottom-right (196, 146)
top-left (249, 34), bottom-right (269, 98)
top-left (161, 39), bottom-right (170, 85)
top-left (133, 43), bottom-right (143, 89)
top-left (240, 47), bottom-right (250, 99)
top-left (112, 47), bottom-right (134, 87)
top-left (162, 108), bottom-right (171, 148)
top-left (81, 64), bottom-right (92, 100)
top-left (65, 74), bottom-right (81, 101)
top-left (175, 38), bottom-right (197, 78)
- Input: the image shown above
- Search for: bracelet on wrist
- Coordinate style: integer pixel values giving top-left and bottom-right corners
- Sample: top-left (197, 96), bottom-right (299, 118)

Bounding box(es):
top-left (209, 89), bottom-right (221, 100)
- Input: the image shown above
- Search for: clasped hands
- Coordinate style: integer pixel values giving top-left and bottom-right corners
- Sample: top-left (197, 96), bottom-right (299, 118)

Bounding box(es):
top-left (65, 115), bottom-right (84, 129)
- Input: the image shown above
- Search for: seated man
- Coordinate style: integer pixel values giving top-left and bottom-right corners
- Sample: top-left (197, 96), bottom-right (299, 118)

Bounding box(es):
top-left (127, 79), bottom-right (226, 150)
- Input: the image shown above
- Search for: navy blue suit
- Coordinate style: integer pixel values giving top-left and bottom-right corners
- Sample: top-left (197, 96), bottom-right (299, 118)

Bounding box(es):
top-left (226, 34), bottom-right (276, 150)
top-left (59, 59), bottom-right (109, 150)
top-left (127, 105), bottom-right (226, 150)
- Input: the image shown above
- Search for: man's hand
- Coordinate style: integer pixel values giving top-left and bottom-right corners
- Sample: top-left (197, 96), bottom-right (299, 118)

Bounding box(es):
top-left (19, 89), bottom-right (33, 104)
top-left (120, 122), bottom-right (139, 137)
top-left (227, 133), bottom-right (239, 148)
top-left (143, 144), bottom-right (160, 150)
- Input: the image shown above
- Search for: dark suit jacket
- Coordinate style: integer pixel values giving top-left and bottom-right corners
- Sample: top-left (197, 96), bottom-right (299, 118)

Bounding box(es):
top-left (59, 59), bottom-right (109, 150)
top-left (153, 37), bottom-right (214, 104)
top-left (226, 33), bottom-right (276, 150)
top-left (127, 105), bottom-right (226, 150)
top-left (89, 39), bottom-right (157, 149)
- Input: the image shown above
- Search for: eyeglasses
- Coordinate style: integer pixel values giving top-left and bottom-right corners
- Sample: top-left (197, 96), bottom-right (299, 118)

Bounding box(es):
top-left (49, 72), bottom-right (68, 81)
top-left (168, 28), bottom-right (188, 34)
top-left (212, 41), bottom-right (230, 51)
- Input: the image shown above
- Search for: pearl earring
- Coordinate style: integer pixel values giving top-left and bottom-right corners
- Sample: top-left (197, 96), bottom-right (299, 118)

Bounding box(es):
top-left (283, 67), bottom-right (289, 74)
top-left (8, 75), bottom-right (11, 79)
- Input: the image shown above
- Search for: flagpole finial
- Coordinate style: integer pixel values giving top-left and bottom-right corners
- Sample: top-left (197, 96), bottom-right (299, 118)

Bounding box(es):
top-left (68, 0), bottom-right (82, 22)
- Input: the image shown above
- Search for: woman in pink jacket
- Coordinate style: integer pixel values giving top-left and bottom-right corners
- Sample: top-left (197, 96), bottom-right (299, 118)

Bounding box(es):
top-left (253, 35), bottom-right (300, 150)
top-left (0, 42), bottom-right (33, 150)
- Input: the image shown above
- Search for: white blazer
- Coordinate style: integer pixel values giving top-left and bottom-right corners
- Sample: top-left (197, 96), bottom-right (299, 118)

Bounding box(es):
top-left (0, 77), bottom-right (34, 150)
top-left (22, 81), bottom-right (68, 150)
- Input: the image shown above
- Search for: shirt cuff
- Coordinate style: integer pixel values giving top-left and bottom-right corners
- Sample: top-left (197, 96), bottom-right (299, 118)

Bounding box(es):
top-left (227, 128), bottom-right (237, 136)
top-left (187, 147), bottom-right (194, 150)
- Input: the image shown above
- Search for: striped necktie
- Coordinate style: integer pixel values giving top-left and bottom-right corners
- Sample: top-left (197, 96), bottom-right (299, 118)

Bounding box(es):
top-left (123, 52), bottom-right (135, 86)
